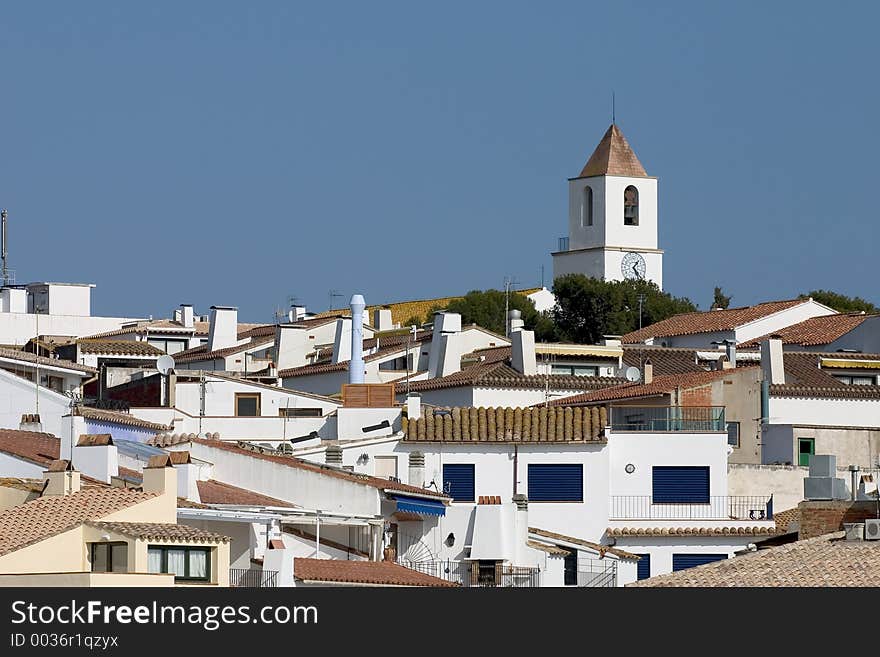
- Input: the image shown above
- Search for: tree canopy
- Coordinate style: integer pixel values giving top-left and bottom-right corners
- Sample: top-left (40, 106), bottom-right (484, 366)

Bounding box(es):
top-left (712, 286), bottom-right (731, 310)
top-left (800, 290), bottom-right (879, 314)
top-left (551, 275), bottom-right (697, 343)
top-left (427, 289), bottom-right (556, 340)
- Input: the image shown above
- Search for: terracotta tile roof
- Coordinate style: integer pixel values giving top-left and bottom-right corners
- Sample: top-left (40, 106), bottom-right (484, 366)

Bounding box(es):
top-left (621, 346), bottom-right (706, 376)
top-left (621, 299), bottom-right (810, 343)
top-left (172, 335), bottom-right (275, 364)
top-left (766, 351), bottom-right (880, 399)
top-left (529, 527), bottom-right (640, 559)
top-left (477, 495), bottom-right (502, 504)
top-left (85, 320), bottom-right (263, 340)
top-left (280, 343), bottom-right (414, 378)
top-left (0, 487), bottom-right (158, 557)
top-left (606, 526), bottom-right (779, 537)
top-left (739, 313), bottom-right (873, 348)
top-left (76, 340), bottom-right (165, 357)
top-left (176, 497), bottom-right (212, 509)
top-left (527, 540), bottom-right (571, 556)
top-left (774, 508), bottom-right (800, 534)
top-left (293, 558), bottom-right (457, 587)
top-left (77, 434), bottom-right (113, 447)
top-left (74, 406), bottom-right (170, 432)
top-left (190, 438), bottom-right (450, 500)
top-left (0, 429), bottom-right (61, 466)
top-left (115, 467), bottom-right (142, 484)
top-left (403, 406), bottom-right (608, 443)
top-left (0, 347), bottom-right (96, 374)
top-left (578, 124), bottom-right (648, 178)
top-left (86, 521), bottom-right (230, 543)
top-left (769, 383), bottom-right (880, 399)
top-left (628, 531), bottom-right (880, 587)
top-left (548, 368), bottom-right (749, 406)
top-left (0, 478), bottom-right (45, 493)
top-left (196, 480), bottom-right (297, 508)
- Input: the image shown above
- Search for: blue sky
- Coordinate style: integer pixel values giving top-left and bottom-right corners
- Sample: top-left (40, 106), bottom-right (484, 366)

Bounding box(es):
top-left (1, 2), bottom-right (877, 321)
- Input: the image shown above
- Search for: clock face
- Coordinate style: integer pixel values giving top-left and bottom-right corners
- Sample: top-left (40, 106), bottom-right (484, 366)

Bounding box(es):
top-left (621, 252), bottom-right (646, 280)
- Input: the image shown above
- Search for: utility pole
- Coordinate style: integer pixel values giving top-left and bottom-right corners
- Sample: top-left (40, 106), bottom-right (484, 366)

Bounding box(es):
top-left (637, 293), bottom-right (646, 330)
top-left (1, 208), bottom-right (9, 287)
top-left (503, 275), bottom-right (520, 337)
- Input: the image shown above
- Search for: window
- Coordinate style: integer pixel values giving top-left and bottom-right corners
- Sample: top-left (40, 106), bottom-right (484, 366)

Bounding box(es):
top-left (235, 393), bottom-right (261, 417)
top-left (147, 338), bottom-right (188, 355)
top-left (90, 542), bottom-right (128, 573)
top-left (636, 553), bottom-right (651, 580)
top-left (147, 546), bottom-right (210, 581)
top-left (442, 464), bottom-right (475, 502)
top-left (798, 438), bottom-right (815, 467)
top-left (652, 466), bottom-right (710, 503)
top-left (582, 186), bottom-right (593, 227)
top-left (551, 364), bottom-right (598, 377)
top-left (279, 407), bottom-right (323, 418)
top-left (563, 551), bottom-right (578, 585)
top-left (624, 185), bottom-right (639, 226)
top-left (527, 464), bottom-right (583, 502)
top-left (726, 421), bottom-right (740, 448)
top-left (672, 553), bottom-right (727, 572)
top-left (835, 374), bottom-right (875, 385)
top-left (378, 355), bottom-right (413, 371)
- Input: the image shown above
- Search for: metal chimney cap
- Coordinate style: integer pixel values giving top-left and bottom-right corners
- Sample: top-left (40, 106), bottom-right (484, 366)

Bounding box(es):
top-left (849, 464), bottom-right (860, 472)
top-left (508, 309), bottom-right (522, 319)
top-left (350, 294), bottom-right (366, 310)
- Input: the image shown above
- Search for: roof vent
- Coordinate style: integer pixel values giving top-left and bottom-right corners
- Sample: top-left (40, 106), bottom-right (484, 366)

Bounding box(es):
top-left (325, 444), bottom-right (344, 466)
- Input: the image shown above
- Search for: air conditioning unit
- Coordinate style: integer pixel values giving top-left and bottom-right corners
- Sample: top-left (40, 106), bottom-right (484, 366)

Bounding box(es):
top-left (865, 519), bottom-right (880, 541)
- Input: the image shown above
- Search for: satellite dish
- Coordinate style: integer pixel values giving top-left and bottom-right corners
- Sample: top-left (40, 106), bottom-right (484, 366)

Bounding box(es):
top-left (156, 355), bottom-right (176, 376)
top-left (625, 366), bottom-right (641, 383)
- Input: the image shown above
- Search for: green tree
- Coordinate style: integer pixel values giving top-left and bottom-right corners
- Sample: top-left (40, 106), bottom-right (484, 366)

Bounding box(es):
top-left (712, 286), bottom-right (732, 310)
top-left (551, 274), bottom-right (697, 343)
top-left (430, 289), bottom-right (556, 340)
top-left (799, 290), bottom-right (879, 314)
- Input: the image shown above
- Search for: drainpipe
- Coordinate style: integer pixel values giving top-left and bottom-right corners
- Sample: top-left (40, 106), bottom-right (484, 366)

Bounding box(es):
top-left (760, 379), bottom-right (769, 424)
top-left (315, 509), bottom-right (321, 558)
top-left (513, 444), bottom-right (518, 496)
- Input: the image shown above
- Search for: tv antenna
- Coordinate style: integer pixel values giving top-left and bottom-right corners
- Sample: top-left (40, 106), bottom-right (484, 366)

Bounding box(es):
top-left (1, 208), bottom-right (9, 286)
top-left (328, 289), bottom-right (344, 312)
top-left (503, 275), bottom-right (521, 337)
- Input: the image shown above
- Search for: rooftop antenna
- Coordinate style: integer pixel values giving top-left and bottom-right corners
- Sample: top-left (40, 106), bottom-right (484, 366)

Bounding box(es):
top-left (612, 91), bottom-right (616, 125)
top-left (503, 275), bottom-right (520, 337)
top-left (539, 264), bottom-right (545, 289)
top-left (1, 208), bottom-right (9, 286)
top-left (328, 289), bottom-right (344, 312)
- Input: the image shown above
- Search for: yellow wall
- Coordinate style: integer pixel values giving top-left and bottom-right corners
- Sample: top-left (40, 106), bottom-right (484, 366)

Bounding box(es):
top-left (0, 526), bottom-right (87, 574)
top-left (0, 486), bottom-right (39, 511)
top-left (0, 572), bottom-right (174, 586)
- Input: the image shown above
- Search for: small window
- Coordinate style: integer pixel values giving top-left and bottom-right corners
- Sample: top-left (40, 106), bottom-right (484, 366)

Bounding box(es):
top-left (636, 553), bottom-right (651, 580)
top-left (582, 186), bottom-right (593, 227)
top-left (442, 464), bottom-right (475, 502)
top-left (279, 407), bottom-right (322, 418)
top-left (550, 364), bottom-right (598, 377)
top-left (235, 393), bottom-right (261, 417)
top-left (90, 542), bottom-right (128, 573)
top-left (624, 185), bottom-right (639, 226)
top-left (147, 545), bottom-right (210, 582)
top-left (528, 464), bottom-right (583, 502)
top-left (798, 438), bottom-right (815, 467)
top-left (726, 421), bottom-right (740, 448)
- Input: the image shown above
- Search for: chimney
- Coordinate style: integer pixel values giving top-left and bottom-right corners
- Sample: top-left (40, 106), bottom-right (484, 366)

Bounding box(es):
top-left (170, 451), bottom-right (200, 501)
top-left (723, 339), bottom-right (736, 368)
top-left (849, 464), bottom-right (860, 501)
top-left (428, 312), bottom-right (462, 377)
top-left (331, 317), bottom-right (353, 364)
top-left (510, 329), bottom-right (536, 376)
top-left (263, 539), bottom-right (295, 587)
top-left (512, 494), bottom-right (529, 564)
top-left (803, 454), bottom-right (848, 500)
top-left (19, 413), bottom-right (43, 432)
top-left (349, 295), bottom-right (366, 384)
top-left (643, 359), bottom-right (653, 385)
top-left (180, 304), bottom-right (194, 329)
top-left (42, 460), bottom-right (81, 496)
top-left (406, 393), bottom-right (422, 421)
top-left (373, 307), bottom-right (393, 332)
top-left (408, 451), bottom-right (425, 488)
top-left (1, 287), bottom-right (27, 313)
top-left (208, 306), bottom-right (238, 352)
top-left (274, 324), bottom-right (308, 371)
top-left (507, 309), bottom-right (524, 334)
top-left (760, 338), bottom-right (785, 385)
top-left (142, 454), bottom-right (178, 495)
top-left (288, 305), bottom-right (306, 323)
top-left (73, 434), bottom-right (119, 484)
top-left (325, 444), bottom-right (343, 467)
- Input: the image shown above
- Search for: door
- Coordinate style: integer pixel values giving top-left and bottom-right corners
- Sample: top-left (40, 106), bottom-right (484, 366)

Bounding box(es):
top-left (798, 438), bottom-right (815, 467)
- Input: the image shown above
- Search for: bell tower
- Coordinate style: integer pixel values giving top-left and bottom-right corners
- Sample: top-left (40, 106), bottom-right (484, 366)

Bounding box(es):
top-left (551, 124), bottom-right (663, 289)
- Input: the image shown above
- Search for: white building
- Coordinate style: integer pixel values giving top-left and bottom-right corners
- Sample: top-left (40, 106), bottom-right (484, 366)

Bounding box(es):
top-left (552, 124), bottom-right (663, 288)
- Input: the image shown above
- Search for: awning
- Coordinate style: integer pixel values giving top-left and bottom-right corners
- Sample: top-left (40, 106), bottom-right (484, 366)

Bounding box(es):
top-left (394, 496), bottom-right (446, 517)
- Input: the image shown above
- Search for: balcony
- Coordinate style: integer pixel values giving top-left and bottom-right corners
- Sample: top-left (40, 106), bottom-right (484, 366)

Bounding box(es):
top-left (609, 406), bottom-right (726, 432)
top-left (609, 495), bottom-right (774, 521)
top-left (398, 560), bottom-right (540, 588)
top-left (229, 568), bottom-right (278, 588)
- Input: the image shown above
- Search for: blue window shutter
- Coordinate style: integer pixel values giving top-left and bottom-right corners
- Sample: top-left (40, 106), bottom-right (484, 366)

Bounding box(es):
top-left (527, 464), bottom-right (583, 502)
top-left (672, 554), bottom-right (727, 572)
top-left (442, 464), bottom-right (475, 502)
top-left (652, 466), bottom-right (710, 503)
top-left (636, 554), bottom-right (651, 580)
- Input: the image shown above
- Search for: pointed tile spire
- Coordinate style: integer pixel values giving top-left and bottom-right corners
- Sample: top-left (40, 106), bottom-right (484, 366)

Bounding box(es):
top-left (578, 124), bottom-right (648, 178)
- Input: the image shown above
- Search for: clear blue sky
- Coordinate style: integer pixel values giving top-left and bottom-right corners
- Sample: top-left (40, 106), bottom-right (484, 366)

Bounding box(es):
top-left (2, 2), bottom-right (878, 321)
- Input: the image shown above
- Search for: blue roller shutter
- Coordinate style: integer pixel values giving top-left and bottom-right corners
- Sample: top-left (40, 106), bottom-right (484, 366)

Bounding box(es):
top-left (527, 464), bottom-right (583, 502)
top-left (636, 554), bottom-right (651, 580)
top-left (672, 554), bottom-right (727, 572)
top-left (652, 466), bottom-right (710, 503)
top-left (442, 464), bottom-right (475, 502)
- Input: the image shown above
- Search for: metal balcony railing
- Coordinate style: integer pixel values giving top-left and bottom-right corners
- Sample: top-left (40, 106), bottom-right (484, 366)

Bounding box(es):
top-left (229, 568), bottom-right (278, 588)
top-left (609, 495), bottom-right (774, 521)
top-left (398, 560), bottom-right (540, 587)
top-left (558, 236), bottom-right (569, 252)
top-left (610, 406), bottom-right (726, 432)
top-left (572, 558), bottom-right (617, 587)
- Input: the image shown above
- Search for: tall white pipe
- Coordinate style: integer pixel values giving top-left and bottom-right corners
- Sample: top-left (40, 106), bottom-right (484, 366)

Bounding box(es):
top-left (350, 294), bottom-right (365, 384)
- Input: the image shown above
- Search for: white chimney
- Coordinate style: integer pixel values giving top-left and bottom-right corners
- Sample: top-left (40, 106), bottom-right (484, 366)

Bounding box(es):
top-left (428, 312), bottom-right (462, 378)
top-left (208, 306), bottom-right (238, 351)
top-left (761, 338), bottom-right (785, 385)
top-left (331, 317), bottom-right (353, 364)
top-left (508, 309), bottom-right (524, 334)
top-left (406, 393), bottom-right (422, 420)
top-left (1, 287), bottom-right (27, 313)
top-left (373, 308), bottom-right (393, 332)
top-left (142, 454), bottom-right (178, 495)
top-left (288, 305), bottom-right (306, 323)
top-left (72, 434), bottom-right (119, 484)
top-left (263, 540), bottom-right (295, 587)
top-left (643, 359), bottom-right (653, 384)
top-left (274, 324), bottom-right (308, 371)
top-left (408, 451), bottom-right (425, 488)
top-left (170, 451), bottom-right (200, 502)
top-left (42, 460), bottom-right (81, 496)
top-left (510, 329), bottom-right (536, 375)
top-left (350, 295), bottom-right (366, 384)
top-left (180, 304), bottom-right (194, 329)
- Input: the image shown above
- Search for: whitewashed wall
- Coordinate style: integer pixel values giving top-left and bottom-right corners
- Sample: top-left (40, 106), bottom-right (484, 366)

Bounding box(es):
top-left (0, 368), bottom-right (72, 438)
top-left (769, 396), bottom-right (880, 428)
top-left (0, 313), bottom-right (142, 346)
